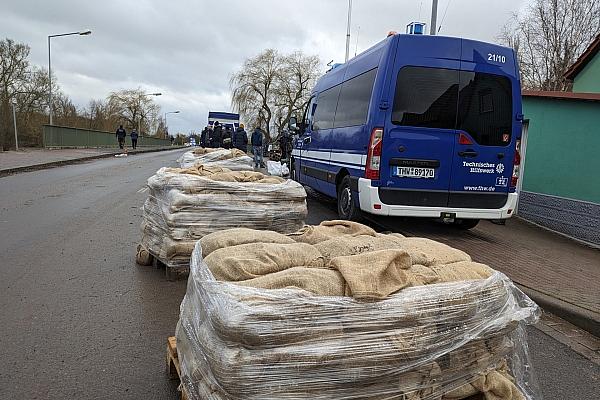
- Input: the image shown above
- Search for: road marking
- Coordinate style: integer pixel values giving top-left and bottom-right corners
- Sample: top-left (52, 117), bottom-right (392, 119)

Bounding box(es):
top-left (137, 187), bottom-right (148, 193)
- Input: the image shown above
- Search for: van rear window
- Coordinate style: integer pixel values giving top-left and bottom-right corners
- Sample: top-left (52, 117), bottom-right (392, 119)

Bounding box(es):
top-left (457, 71), bottom-right (512, 146)
top-left (392, 66), bottom-right (513, 146)
top-left (391, 67), bottom-right (458, 129)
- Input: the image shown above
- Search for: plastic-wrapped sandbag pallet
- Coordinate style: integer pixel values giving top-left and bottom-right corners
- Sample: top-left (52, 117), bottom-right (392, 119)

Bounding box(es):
top-left (175, 223), bottom-right (541, 400)
top-left (178, 148), bottom-right (254, 170)
top-left (138, 166), bottom-right (307, 278)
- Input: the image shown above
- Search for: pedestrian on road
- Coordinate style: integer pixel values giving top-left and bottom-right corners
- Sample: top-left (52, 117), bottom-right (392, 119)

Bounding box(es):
top-left (279, 129), bottom-right (292, 161)
top-left (211, 121), bottom-right (223, 148)
top-left (130, 129), bottom-right (138, 149)
top-left (232, 123), bottom-right (248, 152)
top-left (170, 135), bottom-right (174, 146)
top-left (251, 126), bottom-right (264, 168)
top-left (116, 125), bottom-right (127, 149)
top-left (200, 126), bottom-right (209, 148)
top-left (223, 126), bottom-right (233, 149)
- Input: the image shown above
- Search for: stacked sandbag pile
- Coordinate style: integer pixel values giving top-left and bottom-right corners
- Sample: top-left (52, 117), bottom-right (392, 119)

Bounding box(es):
top-left (178, 148), bottom-right (253, 170)
top-left (176, 220), bottom-right (540, 400)
top-left (138, 165), bottom-right (307, 268)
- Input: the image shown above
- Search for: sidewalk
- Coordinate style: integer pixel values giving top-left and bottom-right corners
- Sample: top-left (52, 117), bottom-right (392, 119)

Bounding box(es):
top-left (0, 147), bottom-right (184, 176)
top-left (378, 216), bottom-right (600, 336)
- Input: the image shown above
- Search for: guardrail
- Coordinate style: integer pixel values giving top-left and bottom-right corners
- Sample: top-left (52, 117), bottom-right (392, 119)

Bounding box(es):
top-left (43, 125), bottom-right (171, 148)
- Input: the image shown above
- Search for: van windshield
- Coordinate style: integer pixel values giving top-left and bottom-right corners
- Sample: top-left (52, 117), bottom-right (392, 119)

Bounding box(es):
top-left (391, 66), bottom-right (512, 146)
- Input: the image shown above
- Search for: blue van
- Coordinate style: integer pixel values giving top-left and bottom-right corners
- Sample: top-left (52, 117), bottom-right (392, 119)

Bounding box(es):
top-left (289, 33), bottom-right (522, 229)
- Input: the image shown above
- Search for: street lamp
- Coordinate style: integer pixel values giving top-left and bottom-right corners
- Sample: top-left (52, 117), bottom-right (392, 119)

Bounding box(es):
top-left (48, 29), bottom-right (92, 125)
top-left (138, 92), bottom-right (162, 137)
top-left (11, 98), bottom-right (18, 151)
top-left (164, 111), bottom-right (180, 139)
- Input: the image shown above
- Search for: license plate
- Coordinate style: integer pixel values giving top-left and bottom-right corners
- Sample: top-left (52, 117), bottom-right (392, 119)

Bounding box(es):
top-left (394, 166), bottom-right (435, 178)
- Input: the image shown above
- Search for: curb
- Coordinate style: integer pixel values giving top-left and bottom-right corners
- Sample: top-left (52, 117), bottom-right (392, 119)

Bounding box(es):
top-left (0, 147), bottom-right (185, 177)
top-left (517, 284), bottom-right (600, 337)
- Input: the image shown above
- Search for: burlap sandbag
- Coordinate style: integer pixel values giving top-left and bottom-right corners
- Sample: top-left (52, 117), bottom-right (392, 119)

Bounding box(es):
top-left (193, 147), bottom-right (220, 155)
top-left (135, 244), bottom-right (153, 266)
top-left (235, 267), bottom-right (346, 296)
top-left (390, 237), bottom-right (472, 266)
top-left (164, 164), bottom-right (231, 177)
top-left (164, 238), bottom-right (197, 259)
top-left (431, 261), bottom-right (494, 282)
top-left (315, 233), bottom-right (406, 263)
top-left (406, 264), bottom-right (441, 286)
top-left (206, 242), bottom-right (325, 281)
top-left (330, 249), bottom-right (413, 300)
top-left (289, 220), bottom-right (378, 244)
top-left (200, 228), bottom-right (296, 257)
top-left (443, 360), bottom-right (526, 400)
top-left (405, 261), bottom-right (493, 287)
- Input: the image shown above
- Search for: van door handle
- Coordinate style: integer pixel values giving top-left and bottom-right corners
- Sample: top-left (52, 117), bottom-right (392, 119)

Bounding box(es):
top-left (458, 150), bottom-right (478, 158)
top-left (303, 136), bottom-right (311, 144)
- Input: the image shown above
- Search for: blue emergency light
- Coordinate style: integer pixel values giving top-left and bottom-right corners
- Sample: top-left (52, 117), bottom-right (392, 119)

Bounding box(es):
top-left (406, 22), bottom-right (426, 35)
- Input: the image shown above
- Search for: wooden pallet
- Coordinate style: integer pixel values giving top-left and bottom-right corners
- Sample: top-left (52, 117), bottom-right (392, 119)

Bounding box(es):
top-left (166, 336), bottom-right (189, 400)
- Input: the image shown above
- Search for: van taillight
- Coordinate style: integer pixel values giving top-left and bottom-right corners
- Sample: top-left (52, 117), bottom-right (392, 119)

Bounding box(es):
top-left (511, 139), bottom-right (521, 187)
top-left (458, 132), bottom-right (473, 145)
top-left (365, 127), bottom-right (383, 180)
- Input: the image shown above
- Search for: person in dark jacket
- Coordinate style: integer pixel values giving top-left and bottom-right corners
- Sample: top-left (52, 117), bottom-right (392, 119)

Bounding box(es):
top-left (211, 121), bottom-right (223, 148)
top-left (232, 124), bottom-right (248, 152)
top-left (115, 125), bottom-right (126, 149)
top-left (251, 126), bottom-right (264, 168)
top-left (279, 130), bottom-right (292, 161)
top-left (130, 129), bottom-right (139, 149)
top-left (223, 126), bottom-right (233, 149)
top-left (200, 126), bottom-right (209, 148)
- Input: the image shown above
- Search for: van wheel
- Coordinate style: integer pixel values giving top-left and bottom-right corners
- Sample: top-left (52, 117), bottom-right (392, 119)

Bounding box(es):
top-left (453, 219), bottom-right (480, 229)
top-left (337, 176), bottom-right (362, 221)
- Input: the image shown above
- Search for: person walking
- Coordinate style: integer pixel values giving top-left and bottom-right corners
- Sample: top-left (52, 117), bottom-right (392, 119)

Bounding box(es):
top-left (279, 129), bottom-right (292, 161)
top-left (223, 126), bottom-right (233, 149)
top-left (232, 123), bottom-right (248, 152)
top-left (200, 126), bottom-right (209, 148)
top-left (212, 121), bottom-right (223, 148)
top-left (251, 126), bottom-right (264, 168)
top-left (115, 125), bottom-right (127, 149)
top-left (130, 128), bottom-right (139, 149)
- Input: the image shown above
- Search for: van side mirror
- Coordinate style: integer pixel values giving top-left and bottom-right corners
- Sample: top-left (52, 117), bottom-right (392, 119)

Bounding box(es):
top-left (288, 116), bottom-right (298, 132)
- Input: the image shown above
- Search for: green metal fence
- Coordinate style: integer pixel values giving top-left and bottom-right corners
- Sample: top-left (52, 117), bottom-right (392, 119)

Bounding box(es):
top-left (43, 125), bottom-right (171, 148)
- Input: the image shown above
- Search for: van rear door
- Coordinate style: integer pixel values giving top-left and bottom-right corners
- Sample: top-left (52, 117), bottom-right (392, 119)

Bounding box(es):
top-left (380, 36), bottom-right (461, 207)
top-left (448, 42), bottom-right (517, 209)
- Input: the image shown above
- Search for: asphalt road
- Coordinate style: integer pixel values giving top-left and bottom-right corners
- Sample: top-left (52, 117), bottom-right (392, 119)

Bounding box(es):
top-left (0, 150), bottom-right (598, 399)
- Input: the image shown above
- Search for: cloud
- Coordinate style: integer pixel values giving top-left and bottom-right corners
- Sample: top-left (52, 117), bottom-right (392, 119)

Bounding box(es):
top-left (1, 0), bottom-right (527, 135)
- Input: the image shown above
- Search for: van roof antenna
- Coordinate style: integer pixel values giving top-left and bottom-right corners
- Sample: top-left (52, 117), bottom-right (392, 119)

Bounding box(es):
top-left (437, 0), bottom-right (453, 33)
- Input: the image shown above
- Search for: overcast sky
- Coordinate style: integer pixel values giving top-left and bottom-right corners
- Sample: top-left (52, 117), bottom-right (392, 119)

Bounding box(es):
top-left (2, 0), bottom-right (527, 135)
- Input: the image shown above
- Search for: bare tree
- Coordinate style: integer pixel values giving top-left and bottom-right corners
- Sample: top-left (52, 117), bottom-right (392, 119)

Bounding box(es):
top-left (272, 51), bottom-right (320, 137)
top-left (0, 38), bottom-right (30, 149)
top-left (107, 88), bottom-right (161, 135)
top-left (230, 49), bottom-right (283, 141)
top-left (499, 0), bottom-right (600, 91)
top-left (231, 49), bottom-right (321, 142)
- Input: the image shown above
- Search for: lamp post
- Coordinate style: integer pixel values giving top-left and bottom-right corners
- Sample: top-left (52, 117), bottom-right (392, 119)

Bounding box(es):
top-left (164, 111), bottom-right (180, 139)
top-left (138, 92), bottom-right (162, 139)
top-left (11, 98), bottom-right (18, 151)
top-left (48, 29), bottom-right (92, 125)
